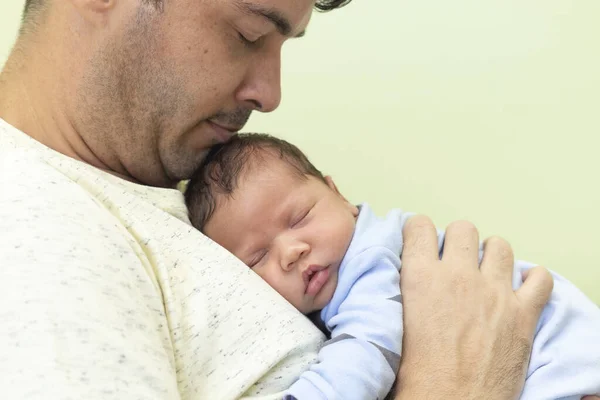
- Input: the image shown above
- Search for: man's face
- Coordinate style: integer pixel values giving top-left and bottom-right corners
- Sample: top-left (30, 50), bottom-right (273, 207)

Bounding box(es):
top-left (76, 0), bottom-right (313, 187)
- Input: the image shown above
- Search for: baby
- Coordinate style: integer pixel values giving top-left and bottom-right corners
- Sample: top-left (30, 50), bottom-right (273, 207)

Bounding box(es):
top-left (185, 133), bottom-right (600, 400)
top-left (185, 133), bottom-right (404, 400)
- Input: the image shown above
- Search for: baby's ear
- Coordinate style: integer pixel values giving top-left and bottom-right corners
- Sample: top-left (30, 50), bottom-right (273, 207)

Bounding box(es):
top-left (324, 176), bottom-right (340, 194)
top-left (324, 176), bottom-right (359, 217)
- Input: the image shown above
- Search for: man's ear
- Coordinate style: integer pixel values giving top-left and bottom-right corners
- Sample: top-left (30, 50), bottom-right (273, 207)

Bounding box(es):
top-left (70, 0), bottom-right (116, 26)
top-left (324, 176), bottom-right (359, 217)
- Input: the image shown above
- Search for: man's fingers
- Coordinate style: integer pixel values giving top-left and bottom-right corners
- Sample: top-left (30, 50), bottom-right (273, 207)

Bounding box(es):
top-left (402, 215), bottom-right (439, 263)
top-left (441, 220), bottom-right (480, 267)
top-left (516, 265), bottom-right (554, 320)
top-left (480, 236), bottom-right (514, 284)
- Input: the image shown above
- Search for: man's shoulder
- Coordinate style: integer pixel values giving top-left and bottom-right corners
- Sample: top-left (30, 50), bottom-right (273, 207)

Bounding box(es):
top-left (1, 147), bottom-right (56, 195)
top-left (0, 148), bottom-right (109, 236)
top-left (0, 147), bottom-right (145, 276)
top-left (1, 146), bottom-right (75, 193)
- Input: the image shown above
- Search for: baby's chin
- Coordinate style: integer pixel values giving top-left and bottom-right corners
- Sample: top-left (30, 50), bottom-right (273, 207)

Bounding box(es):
top-left (298, 293), bottom-right (333, 315)
top-left (304, 273), bottom-right (339, 314)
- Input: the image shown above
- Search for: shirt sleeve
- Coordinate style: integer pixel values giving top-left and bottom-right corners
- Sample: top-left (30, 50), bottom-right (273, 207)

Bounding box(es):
top-left (0, 157), bottom-right (180, 399)
top-left (514, 261), bottom-right (600, 400)
top-left (285, 247), bottom-right (402, 400)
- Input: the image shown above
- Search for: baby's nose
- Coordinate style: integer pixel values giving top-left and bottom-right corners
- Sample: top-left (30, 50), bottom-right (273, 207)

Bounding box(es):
top-left (281, 242), bottom-right (310, 272)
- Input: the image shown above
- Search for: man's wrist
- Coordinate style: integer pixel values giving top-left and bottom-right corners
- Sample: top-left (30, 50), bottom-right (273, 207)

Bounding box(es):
top-left (393, 375), bottom-right (483, 400)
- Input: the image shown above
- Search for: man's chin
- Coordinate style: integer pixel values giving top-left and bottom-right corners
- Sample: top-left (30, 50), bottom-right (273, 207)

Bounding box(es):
top-left (162, 148), bottom-right (211, 183)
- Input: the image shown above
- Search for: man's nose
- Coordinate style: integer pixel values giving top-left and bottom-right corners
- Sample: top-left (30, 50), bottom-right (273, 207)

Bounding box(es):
top-left (235, 50), bottom-right (282, 113)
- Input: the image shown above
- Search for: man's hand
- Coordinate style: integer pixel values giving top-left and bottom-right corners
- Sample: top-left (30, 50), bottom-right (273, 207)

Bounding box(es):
top-left (395, 216), bottom-right (554, 400)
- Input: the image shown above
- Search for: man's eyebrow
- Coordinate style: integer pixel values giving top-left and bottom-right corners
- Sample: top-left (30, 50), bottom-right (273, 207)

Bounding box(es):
top-left (236, 1), bottom-right (306, 38)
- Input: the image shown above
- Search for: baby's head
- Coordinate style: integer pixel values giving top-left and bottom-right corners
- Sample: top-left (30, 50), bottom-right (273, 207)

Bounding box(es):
top-left (186, 133), bottom-right (358, 314)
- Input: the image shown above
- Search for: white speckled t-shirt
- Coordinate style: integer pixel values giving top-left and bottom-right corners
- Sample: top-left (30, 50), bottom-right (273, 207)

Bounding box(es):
top-left (0, 118), bottom-right (323, 400)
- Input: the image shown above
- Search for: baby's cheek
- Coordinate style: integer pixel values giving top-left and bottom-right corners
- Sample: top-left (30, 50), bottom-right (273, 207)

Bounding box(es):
top-left (254, 267), bottom-right (276, 289)
top-left (315, 272), bottom-right (338, 310)
top-left (256, 269), bottom-right (299, 307)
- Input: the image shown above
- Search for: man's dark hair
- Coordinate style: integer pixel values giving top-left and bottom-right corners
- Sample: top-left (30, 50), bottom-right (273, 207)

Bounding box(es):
top-left (185, 133), bottom-right (325, 231)
top-left (315, 0), bottom-right (352, 12)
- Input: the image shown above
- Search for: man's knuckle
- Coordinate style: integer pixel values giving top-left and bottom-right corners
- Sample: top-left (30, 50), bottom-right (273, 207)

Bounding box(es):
top-left (450, 271), bottom-right (471, 293)
top-left (485, 235), bottom-right (507, 248)
top-left (400, 264), bottom-right (428, 288)
top-left (406, 214), bottom-right (435, 231)
top-left (447, 220), bottom-right (479, 236)
top-left (486, 236), bottom-right (514, 260)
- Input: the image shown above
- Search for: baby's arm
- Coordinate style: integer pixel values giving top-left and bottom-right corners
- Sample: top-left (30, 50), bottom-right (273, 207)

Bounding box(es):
top-left (285, 247), bottom-right (402, 400)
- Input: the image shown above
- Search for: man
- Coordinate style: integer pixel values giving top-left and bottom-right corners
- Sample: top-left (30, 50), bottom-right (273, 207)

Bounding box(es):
top-left (0, 0), bottom-right (595, 399)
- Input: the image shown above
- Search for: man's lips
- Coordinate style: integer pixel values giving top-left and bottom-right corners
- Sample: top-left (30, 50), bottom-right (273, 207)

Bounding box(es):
top-left (207, 120), bottom-right (241, 143)
top-left (303, 264), bottom-right (330, 296)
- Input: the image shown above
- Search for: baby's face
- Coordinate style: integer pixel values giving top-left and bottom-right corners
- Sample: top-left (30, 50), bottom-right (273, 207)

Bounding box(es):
top-left (204, 158), bottom-right (358, 314)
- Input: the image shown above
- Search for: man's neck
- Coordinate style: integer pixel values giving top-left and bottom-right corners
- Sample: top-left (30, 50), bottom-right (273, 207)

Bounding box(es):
top-left (0, 38), bottom-right (138, 185)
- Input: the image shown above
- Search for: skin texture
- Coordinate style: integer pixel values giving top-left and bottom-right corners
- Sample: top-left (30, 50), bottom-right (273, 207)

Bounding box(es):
top-left (0, 0), bottom-right (558, 398)
top-left (204, 156), bottom-right (358, 314)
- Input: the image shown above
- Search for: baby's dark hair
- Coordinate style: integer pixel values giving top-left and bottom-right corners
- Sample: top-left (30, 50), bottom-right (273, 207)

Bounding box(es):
top-left (185, 133), bottom-right (325, 231)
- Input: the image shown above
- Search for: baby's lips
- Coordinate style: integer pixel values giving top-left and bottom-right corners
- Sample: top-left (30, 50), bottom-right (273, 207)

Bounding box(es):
top-left (302, 264), bottom-right (329, 292)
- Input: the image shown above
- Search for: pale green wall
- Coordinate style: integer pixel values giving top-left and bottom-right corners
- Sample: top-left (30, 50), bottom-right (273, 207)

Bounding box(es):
top-left (0, 2), bottom-right (22, 63)
top-left (2, 1), bottom-right (598, 303)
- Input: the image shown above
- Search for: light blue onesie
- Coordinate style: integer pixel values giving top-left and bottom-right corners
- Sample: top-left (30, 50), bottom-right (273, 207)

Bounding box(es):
top-left (285, 203), bottom-right (600, 400)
